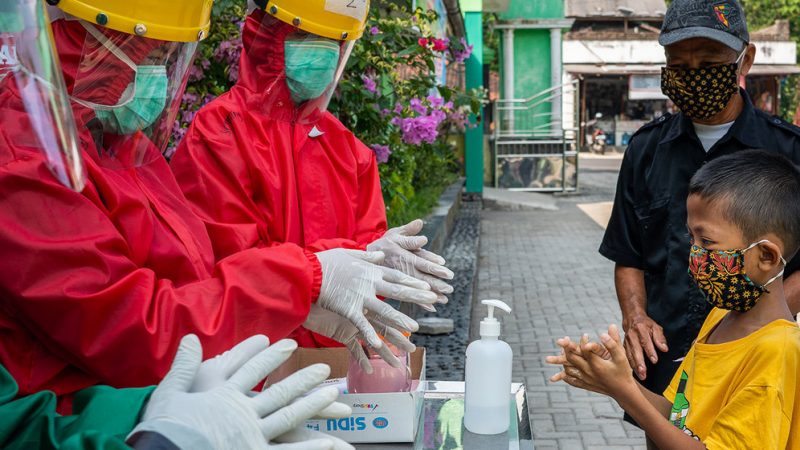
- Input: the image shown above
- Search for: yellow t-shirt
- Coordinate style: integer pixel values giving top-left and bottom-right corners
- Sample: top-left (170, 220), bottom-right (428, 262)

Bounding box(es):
top-left (663, 308), bottom-right (800, 449)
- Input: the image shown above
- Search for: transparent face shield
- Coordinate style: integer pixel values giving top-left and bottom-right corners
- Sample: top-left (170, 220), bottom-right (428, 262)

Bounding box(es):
top-left (65, 18), bottom-right (197, 168)
top-left (1, 0), bottom-right (84, 190)
top-left (249, 12), bottom-right (354, 124)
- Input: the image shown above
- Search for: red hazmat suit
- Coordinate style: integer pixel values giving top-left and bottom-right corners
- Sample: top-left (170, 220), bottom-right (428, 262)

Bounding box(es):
top-left (0, 19), bottom-right (321, 411)
top-left (171, 10), bottom-right (387, 348)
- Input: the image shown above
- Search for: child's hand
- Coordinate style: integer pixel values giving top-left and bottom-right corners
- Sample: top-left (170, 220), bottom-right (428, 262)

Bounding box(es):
top-left (546, 333), bottom-right (611, 395)
top-left (547, 332), bottom-right (613, 368)
top-left (546, 325), bottom-right (637, 398)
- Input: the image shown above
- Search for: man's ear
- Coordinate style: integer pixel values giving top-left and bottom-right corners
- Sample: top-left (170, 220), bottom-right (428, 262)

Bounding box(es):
top-left (739, 43), bottom-right (757, 77)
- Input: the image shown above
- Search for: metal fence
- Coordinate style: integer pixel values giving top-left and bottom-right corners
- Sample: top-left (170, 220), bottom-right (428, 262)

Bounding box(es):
top-left (493, 79), bottom-right (580, 192)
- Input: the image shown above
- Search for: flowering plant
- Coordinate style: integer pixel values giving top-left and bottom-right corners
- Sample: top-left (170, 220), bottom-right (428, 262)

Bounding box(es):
top-left (329, 5), bottom-right (486, 225)
top-left (169, 2), bottom-right (485, 225)
top-left (165, 0), bottom-right (245, 157)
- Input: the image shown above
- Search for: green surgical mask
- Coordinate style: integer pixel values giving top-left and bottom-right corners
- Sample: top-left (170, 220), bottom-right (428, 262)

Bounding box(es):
top-left (79, 22), bottom-right (168, 135)
top-left (95, 66), bottom-right (168, 135)
top-left (284, 37), bottom-right (340, 104)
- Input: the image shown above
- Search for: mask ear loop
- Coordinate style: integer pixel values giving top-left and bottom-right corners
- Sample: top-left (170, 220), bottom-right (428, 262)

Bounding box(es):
top-left (734, 45), bottom-right (748, 76)
top-left (743, 239), bottom-right (787, 290)
top-left (72, 21), bottom-right (139, 109)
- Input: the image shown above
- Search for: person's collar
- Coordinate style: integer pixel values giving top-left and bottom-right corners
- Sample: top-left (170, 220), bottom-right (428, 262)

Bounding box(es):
top-left (659, 89), bottom-right (764, 149)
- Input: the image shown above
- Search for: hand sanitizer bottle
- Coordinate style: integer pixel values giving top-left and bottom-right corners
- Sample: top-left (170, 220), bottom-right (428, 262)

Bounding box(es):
top-left (464, 299), bottom-right (513, 435)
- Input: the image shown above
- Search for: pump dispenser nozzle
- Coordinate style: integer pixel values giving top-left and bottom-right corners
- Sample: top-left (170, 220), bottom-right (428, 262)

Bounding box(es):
top-left (480, 299), bottom-right (511, 338)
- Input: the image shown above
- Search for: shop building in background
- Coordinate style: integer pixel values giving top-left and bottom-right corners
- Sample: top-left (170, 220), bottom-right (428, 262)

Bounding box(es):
top-left (563, 0), bottom-right (800, 151)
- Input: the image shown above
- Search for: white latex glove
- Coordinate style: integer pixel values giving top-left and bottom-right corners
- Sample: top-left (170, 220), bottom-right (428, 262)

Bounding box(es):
top-left (315, 248), bottom-right (434, 350)
top-left (367, 219), bottom-right (455, 310)
top-left (130, 335), bottom-right (350, 450)
top-left (191, 335), bottom-right (351, 419)
top-left (303, 304), bottom-right (416, 373)
top-left (190, 334), bottom-right (270, 392)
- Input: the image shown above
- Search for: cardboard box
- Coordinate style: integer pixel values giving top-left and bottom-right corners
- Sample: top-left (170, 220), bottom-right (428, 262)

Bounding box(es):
top-left (269, 347), bottom-right (426, 443)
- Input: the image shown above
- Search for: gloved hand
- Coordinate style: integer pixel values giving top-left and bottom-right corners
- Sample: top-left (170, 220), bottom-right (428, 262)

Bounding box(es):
top-left (130, 335), bottom-right (353, 450)
top-left (304, 304), bottom-right (416, 373)
top-left (192, 335), bottom-right (351, 419)
top-left (315, 248), bottom-right (434, 350)
top-left (367, 219), bottom-right (455, 310)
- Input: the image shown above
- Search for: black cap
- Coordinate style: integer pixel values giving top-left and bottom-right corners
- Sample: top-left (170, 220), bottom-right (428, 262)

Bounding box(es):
top-left (659, 0), bottom-right (749, 52)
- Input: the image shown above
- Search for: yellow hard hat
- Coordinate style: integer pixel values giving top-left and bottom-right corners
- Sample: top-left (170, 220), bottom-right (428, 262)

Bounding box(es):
top-left (48, 0), bottom-right (213, 42)
top-left (257, 0), bottom-right (370, 41)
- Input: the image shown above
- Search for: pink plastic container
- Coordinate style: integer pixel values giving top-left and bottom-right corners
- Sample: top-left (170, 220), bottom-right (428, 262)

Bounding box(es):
top-left (347, 343), bottom-right (411, 393)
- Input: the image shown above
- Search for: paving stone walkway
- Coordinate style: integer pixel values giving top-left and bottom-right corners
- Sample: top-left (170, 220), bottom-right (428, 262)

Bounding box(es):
top-left (474, 163), bottom-right (647, 449)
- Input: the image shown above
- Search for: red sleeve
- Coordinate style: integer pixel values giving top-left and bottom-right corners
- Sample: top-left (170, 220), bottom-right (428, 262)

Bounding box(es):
top-left (0, 156), bottom-right (318, 389)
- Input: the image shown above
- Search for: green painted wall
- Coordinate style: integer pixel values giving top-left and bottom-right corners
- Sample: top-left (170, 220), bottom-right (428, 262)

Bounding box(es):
top-left (464, 10), bottom-right (484, 193)
top-left (497, 0), bottom-right (563, 133)
top-left (500, 0), bottom-right (563, 20)
top-left (516, 29), bottom-right (551, 131)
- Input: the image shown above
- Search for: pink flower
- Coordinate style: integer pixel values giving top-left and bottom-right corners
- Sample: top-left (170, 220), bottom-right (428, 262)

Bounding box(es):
top-left (361, 74), bottom-right (378, 95)
top-left (397, 113), bottom-right (445, 145)
top-left (201, 94), bottom-right (216, 107)
top-left (370, 26), bottom-right (379, 35)
top-left (182, 92), bottom-right (199, 105)
top-left (431, 38), bottom-right (449, 52)
top-left (446, 110), bottom-right (470, 132)
top-left (409, 98), bottom-right (427, 114)
top-left (369, 144), bottom-right (392, 163)
top-left (427, 94), bottom-right (444, 109)
top-left (188, 64), bottom-right (205, 82)
top-left (418, 37), bottom-right (429, 48)
top-left (181, 109), bottom-right (196, 124)
top-left (454, 37), bottom-right (474, 63)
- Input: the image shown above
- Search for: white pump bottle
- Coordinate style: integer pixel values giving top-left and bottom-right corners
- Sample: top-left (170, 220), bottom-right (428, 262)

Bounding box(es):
top-left (464, 299), bottom-right (513, 435)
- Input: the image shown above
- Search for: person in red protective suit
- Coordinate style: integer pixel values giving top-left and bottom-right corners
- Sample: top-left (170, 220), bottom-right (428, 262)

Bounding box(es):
top-left (0, 0), bottom-right (434, 412)
top-left (171, 0), bottom-right (456, 349)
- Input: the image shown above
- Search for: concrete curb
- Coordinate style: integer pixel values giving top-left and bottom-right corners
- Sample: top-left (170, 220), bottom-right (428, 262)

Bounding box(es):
top-left (420, 177), bottom-right (464, 256)
top-left (482, 187), bottom-right (559, 212)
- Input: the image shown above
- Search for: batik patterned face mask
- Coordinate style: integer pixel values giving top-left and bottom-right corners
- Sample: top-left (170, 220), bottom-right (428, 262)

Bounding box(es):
top-left (688, 239), bottom-right (785, 312)
top-left (661, 50), bottom-right (746, 120)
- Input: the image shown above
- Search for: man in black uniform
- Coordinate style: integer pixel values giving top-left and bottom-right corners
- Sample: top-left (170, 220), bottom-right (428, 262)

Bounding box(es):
top-left (599, 0), bottom-right (800, 431)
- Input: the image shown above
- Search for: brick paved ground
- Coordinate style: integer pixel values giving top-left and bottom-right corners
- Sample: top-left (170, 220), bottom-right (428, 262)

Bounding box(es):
top-left (475, 160), bottom-right (647, 449)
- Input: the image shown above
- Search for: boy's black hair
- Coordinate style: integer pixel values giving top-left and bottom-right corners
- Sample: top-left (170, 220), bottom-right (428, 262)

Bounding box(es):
top-left (689, 149), bottom-right (800, 258)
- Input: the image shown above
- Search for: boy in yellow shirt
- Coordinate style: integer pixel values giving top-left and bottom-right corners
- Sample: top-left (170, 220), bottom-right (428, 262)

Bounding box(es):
top-left (547, 149), bottom-right (800, 449)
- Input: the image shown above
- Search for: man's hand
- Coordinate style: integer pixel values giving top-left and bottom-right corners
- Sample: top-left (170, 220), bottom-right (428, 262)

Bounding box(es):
top-left (622, 313), bottom-right (668, 380)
